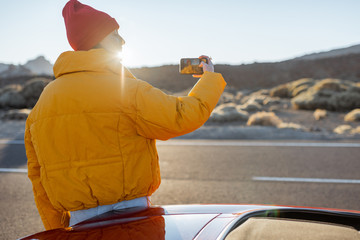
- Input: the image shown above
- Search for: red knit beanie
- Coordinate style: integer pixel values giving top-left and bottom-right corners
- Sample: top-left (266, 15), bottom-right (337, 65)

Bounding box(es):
top-left (62, 0), bottom-right (119, 51)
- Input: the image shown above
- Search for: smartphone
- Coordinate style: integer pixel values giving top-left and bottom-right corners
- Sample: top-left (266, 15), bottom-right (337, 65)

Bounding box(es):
top-left (179, 58), bottom-right (208, 75)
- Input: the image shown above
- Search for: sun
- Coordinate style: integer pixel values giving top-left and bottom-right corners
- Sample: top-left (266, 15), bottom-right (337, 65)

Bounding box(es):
top-left (117, 51), bottom-right (124, 62)
top-left (117, 45), bottom-right (131, 66)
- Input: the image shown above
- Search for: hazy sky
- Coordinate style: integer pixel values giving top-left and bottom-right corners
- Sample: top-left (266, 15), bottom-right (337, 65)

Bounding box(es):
top-left (1, 0), bottom-right (359, 67)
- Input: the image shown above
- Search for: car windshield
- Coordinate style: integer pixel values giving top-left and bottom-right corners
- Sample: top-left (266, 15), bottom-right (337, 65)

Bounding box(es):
top-left (225, 217), bottom-right (360, 240)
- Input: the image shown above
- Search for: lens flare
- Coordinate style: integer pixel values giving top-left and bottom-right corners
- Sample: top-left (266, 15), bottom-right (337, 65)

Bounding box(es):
top-left (117, 45), bottom-right (131, 66)
top-left (117, 51), bottom-right (124, 62)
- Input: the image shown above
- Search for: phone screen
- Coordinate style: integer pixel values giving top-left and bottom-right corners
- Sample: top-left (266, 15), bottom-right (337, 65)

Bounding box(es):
top-left (179, 58), bottom-right (204, 75)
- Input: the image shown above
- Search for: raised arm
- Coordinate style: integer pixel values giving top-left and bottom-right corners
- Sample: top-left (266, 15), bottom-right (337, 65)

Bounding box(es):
top-left (135, 71), bottom-right (226, 140)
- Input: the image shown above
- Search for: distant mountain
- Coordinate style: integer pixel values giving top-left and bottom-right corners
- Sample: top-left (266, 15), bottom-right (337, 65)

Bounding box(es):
top-left (0, 65), bottom-right (33, 79)
top-left (0, 55), bottom-right (53, 88)
top-left (24, 56), bottom-right (53, 75)
top-left (0, 63), bottom-right (8, 73)
top-left (1, 44), bottom-right (360, 91)
top-left (294, 44), bottom-right (360, 61)
top-left (0, 56), bottom-right (53, 87)
top-left (131, 53), bottom-right (360, 92)
top-left (129, 43), bottom-right (360, 91)
top-left (215, 53), bottom-right (360, 90)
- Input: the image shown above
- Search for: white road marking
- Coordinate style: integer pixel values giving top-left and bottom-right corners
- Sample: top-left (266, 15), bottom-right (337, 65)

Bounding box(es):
top-left (157, 141), bottom-right (360, 148)
top-left (0, 168), bottom-right (27, 173)
top-left (253, 176), bottom-right (360, 184)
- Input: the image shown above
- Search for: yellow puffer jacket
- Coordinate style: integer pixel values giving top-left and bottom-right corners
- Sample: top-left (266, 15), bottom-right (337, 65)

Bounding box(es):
top-left (25, 49), bottom-right (226, 230)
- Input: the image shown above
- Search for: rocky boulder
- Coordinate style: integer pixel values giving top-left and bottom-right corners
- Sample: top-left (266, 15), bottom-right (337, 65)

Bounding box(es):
top-left (209, 103), bottom-right (249, 122)
top-left (0, 85), bottom-right (26, 108)
top-left (21, 78), bottom-right (51, 107)
top-left (237, 101), bottom-right (262, 112)
top-left (0, 78), bottom-right (51, 109)
top-left (1, 109), bottom-right (31, 120)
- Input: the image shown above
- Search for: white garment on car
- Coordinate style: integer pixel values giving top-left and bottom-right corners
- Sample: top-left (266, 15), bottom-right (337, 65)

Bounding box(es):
top-left (69, 196), bottom-right (151, 226)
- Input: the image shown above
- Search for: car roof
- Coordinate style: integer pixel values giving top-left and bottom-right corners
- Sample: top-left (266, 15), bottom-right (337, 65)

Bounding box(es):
top-left (20, 204), bottom-right (360, 240)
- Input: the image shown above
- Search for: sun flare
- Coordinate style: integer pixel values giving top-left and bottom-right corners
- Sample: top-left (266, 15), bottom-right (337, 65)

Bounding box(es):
top-left (117, 45), bottom-right (131, 66)
top-left (117, 51), bottom-right (123, 63)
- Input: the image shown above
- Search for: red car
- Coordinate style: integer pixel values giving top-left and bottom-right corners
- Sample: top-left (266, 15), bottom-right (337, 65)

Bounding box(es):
top-left (20, 204), bottom-right (360, 240)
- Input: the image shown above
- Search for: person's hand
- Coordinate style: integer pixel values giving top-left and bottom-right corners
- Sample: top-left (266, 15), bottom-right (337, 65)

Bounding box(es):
top-left (192, 55), bottom-right (214, 78)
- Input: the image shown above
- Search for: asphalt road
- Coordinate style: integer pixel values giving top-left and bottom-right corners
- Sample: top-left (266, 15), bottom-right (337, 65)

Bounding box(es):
top-left (1, 139), bottom-right (360, 239)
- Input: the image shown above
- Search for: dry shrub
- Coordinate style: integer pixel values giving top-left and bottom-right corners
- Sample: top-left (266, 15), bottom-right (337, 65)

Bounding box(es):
top-left (349, 85), bottom-right (360, 94)
top-left (215, 103), bottom-right (237, 111)
top-left (313, 109), bottom-right (327, 120)
top-left (277, 122), bottom-right (306, 131)
top-left (270, 84), bottom-right (289, 98)
top-left (288, 78), bottom-right (314, 91)
top-left (247, 111), bottom-right (282, 127)
top-left (263, 97), bottom-right (281, 106)
top-left (248, 95), bottom-right (267, 105)
top-left (334, 125), bottom-right (360, 135)
top-left (0, 84), bottom-right (22, 94)
top-left (234, 91), bottom-right (245, 103)
top-left (333, 125), bottom-right (353, 134)
top-left (218, 92), bottom-right (235, 104)
top-left (237, 102), bottom-right (262, 112)
top-left (269, 78), bottom-right (315, 99)
top-left (292, 79), bottom-right (360, 111)
top-left (251, 89), bottom-right (270, 96)
top-left (313, 79), bottom-right (345, 92)
top-left (288, 78), bottom-right (315, 97)
top-left (334, 92), bottom-right (360, 110)
top-left (351, 126), bottom-right (360, 134)
top-left (291, 84), bottom-right (310, 97)
top-left (344, 109), bottom-right (360, 122)
top-left (242, 90), bottom-right (269, 105)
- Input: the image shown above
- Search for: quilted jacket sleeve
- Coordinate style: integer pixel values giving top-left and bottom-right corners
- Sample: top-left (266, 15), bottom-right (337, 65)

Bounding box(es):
top-left (135, 71), bottom-right (226, 140)
top-left (25, 118), bottom-right (69, 230)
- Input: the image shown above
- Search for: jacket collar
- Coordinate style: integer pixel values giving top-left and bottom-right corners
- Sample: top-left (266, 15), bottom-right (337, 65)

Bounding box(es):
top-left (53, 49), bottom-right (135, 79)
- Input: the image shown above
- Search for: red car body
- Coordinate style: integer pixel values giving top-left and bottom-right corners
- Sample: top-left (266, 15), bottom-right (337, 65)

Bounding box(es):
top-left (20, 204), bottom-right (360, 240)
